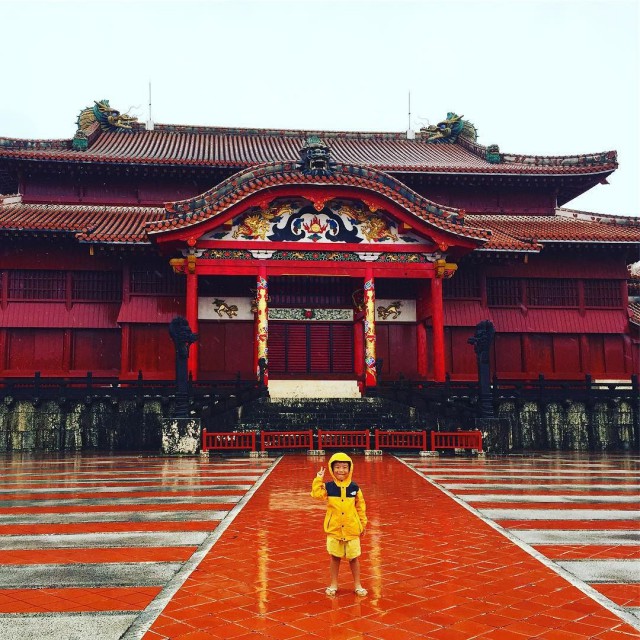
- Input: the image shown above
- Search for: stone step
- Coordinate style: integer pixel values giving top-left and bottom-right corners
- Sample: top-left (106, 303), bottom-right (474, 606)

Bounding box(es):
top-left (268, 380), bottom-right (361, 399)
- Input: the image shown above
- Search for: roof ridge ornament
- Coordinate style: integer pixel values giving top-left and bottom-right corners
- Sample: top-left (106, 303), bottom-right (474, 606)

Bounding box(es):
top-left (297, 135), bottom-right (337, 176)
top-left (76, 100), bottom-right (138, 133)
top-left (420, 112), bottom-right (478, 144)
top-left (73, 100), bottom-right (138, 150)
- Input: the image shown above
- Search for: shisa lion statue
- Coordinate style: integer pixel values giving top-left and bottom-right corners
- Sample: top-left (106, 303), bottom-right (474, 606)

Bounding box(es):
top-left (77, 100), bottom-right (138, 133)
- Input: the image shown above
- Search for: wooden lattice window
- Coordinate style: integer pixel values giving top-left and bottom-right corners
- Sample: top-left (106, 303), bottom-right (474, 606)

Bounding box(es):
top-left (584, 280), bottom-right (623, 308)
top-left (486, 278), bottom-right (521, 307)
top-left (130, 265), bottom-right (185, 295)
top-left (8, 270), bottom-right (65, 300)
top-left (72, 271), bottom-right (122, 302)
top-left (443, 270), bottom-right (480, 299)
top-left (526, 279), bottom-right (578, 307)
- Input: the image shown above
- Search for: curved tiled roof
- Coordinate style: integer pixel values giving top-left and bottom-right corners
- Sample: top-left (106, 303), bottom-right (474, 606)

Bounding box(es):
top-left (1, 199), bottom-right (637, 250)
top-left (0, 201), bottom-right (164, 244)
top-left (465, 212), bottom-right (640, 248)
top-left (0, 122), bottom-right (617, 176)
top-left (150, 161), bottom-right (490, 244)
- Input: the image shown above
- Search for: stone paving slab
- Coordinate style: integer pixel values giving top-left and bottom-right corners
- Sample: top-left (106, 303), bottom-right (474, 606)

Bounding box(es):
top-left (0, 563), bottom-right (183, 588)
top-left (0, 495), bottom-right (242, 508)
top-left (0, 510), bottom-right (231, 525)
top-left (515, 530), bottom-right (640, 545)
top-left (557, 560), bottom-right (640, 583)
top-left (0, 613), bottom-right (137, 640)
top-left (0, 532), bottom-right (209, 550)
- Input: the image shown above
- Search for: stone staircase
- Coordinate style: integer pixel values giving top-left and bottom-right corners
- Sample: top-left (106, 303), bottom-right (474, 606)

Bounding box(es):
top-left (237, 396), bottom-right (423, 432)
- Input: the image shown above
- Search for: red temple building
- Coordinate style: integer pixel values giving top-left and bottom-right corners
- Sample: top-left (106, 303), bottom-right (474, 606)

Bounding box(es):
top-left (0, 103), bottom-right (638, 390)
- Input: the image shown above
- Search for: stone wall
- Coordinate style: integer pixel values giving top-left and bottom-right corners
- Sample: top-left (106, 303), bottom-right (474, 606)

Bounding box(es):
top-left (0, 399), bottom-right (164, 452)
top-left (0, 395), bottom-right (636, 453)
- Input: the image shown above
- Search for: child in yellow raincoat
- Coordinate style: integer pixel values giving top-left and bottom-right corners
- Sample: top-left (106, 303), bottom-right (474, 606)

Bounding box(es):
top-left (311, 452), bottom-right (367, 596)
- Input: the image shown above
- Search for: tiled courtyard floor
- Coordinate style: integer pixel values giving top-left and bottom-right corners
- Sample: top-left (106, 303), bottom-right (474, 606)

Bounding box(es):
top-left (0, 452), bottom-right (637, 639)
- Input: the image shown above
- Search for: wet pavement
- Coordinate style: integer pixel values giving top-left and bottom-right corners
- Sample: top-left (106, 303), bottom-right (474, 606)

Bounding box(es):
top-left (0, 452), bottom-right (637, 639)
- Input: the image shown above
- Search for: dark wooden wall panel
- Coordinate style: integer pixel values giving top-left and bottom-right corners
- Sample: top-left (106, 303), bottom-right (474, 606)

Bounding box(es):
top-left (199, 323), bottom-right (226, 374)
top-left (224, 322), bottom-right (254, 378)
top-left (587, 336), bottom-right (606, 375)
top-left (128, 325), bottom-right (174, 376)
top-left (494, 334), bottom-right (523, 374)
top-left (7, 329), bottom-right (65, 372)
top-left (604, 335), bottom-right (625, 374)
top-left (552, 336), bottom-right (581, 375)
top-left (448, 327), bottom-right (475, 375)
top-left (389, 325), bottom-right (417, 377)
top-left (72, 330), bottom-right (120, 373)
top-left (528, 335), bottom-right (554, 375)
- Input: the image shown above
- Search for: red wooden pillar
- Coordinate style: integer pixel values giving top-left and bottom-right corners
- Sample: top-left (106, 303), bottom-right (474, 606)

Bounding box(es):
top-left (431, 276), bottom-right (445, 382)
top-left (186, 258), bottom-right (199, 381)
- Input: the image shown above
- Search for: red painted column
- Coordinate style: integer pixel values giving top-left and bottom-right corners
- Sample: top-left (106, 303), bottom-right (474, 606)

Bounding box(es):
top-left (431, 276), bottom-right (445, 382)
top-left (186, 259), bottom-right (199, 381)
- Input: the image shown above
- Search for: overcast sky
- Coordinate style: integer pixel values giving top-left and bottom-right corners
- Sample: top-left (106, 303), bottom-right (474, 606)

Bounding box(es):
top-left (1, 0), bottom-right (638, 217)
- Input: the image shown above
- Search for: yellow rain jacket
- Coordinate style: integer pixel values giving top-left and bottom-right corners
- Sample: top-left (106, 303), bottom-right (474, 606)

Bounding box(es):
top-left (311, 452), bottom-right (367, 541)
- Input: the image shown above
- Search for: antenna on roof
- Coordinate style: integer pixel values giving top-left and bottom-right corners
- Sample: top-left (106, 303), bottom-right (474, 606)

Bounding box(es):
top-left (406, 91), bottom-right (415, 140)
top-left (146, 81), bottom-right (154, 131)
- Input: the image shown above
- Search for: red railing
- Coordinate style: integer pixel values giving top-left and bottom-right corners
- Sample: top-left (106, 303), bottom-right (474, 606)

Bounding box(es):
top-left (374, 430), bottom-right (427, 451)
top-left (318, 430), bottom-right (370, 450)
top-left (430, 430), bottom-right (483, 452)
top-left (261, 430), bottom-right (313, 451)
top-left (202, 430), bottom-right (256, 452)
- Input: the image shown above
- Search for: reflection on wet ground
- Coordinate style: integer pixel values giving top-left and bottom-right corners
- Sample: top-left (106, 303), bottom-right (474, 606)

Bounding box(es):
top-left (0, 452), bottom-right (637, 639)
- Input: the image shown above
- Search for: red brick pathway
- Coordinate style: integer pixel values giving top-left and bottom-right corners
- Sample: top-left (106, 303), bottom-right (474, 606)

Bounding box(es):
top-left (142, 455), bottom-right (640, 639)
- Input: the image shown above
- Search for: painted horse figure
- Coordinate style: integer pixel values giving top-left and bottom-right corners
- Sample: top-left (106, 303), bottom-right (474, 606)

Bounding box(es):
top-left (377, 301), bottom-right (402, 320)
top-left (213, 299), bottom-right (239, 318)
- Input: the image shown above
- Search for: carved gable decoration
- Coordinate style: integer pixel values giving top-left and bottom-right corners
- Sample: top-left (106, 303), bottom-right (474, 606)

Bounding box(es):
top-left (296, 135), bottom-right (336, 176)
top-left (201, 198), bottom-right (426, 245)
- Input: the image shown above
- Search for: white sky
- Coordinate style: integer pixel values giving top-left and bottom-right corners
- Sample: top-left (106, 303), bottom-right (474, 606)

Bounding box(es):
top-left (1, 0), bottom-right (638, 217)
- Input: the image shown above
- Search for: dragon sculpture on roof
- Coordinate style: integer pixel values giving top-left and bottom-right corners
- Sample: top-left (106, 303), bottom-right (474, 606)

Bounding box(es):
top-left (420, 112), bottom-right (478, 144)
top-left (77, 100), bottom-right (138, 133)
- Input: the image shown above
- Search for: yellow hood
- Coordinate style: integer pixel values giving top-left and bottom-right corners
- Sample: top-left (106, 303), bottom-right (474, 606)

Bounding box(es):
top-left (328, 451), bottom-right (353, 486)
